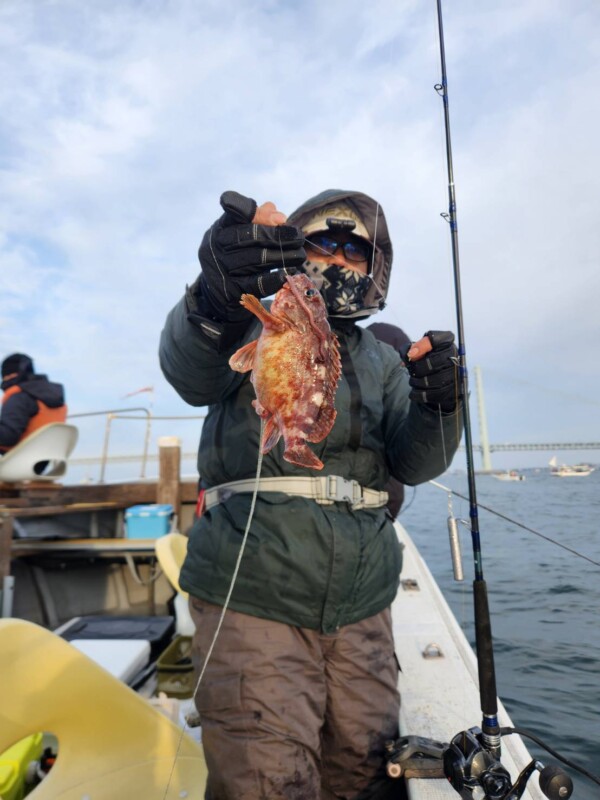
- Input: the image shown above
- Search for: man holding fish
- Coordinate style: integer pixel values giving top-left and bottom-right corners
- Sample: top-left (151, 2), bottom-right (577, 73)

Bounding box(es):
top-left (160, 189), bottom-right (462, 799)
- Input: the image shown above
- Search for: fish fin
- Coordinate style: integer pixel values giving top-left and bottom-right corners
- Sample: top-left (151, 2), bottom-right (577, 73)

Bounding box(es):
top-left (240, 294), bottom-right (288, 331)
top-left (307, 334), bottom-right (341, 442)
top-left (306, 403), bottom-right (337, 443)
top-left (261, 415), bottom-right (282, 453)
top-left (283, 442), bottom-right (324, 471)
top-left (252, 399), bottom-right (269, 417)
top-left (330, 333), bottom-right (342, 382)
top-left (229, 340), bottom-right (258, 373)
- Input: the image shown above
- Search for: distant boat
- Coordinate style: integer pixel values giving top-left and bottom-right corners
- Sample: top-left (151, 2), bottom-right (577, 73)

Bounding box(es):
top-left (548, 456), bottom-right (595, 477)
top-left (492, 470), bottom-right (525, 482)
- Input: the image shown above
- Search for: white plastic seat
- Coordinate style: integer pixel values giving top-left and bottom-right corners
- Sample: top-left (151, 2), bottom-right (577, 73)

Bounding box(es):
top-left (0, 618), bottom-right (207, 798)
top-left (0, 423), bottom-right (78, 482)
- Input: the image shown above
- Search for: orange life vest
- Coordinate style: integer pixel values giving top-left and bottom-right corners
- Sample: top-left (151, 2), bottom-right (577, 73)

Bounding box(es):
top-left (1, 384), bottom-right (67, 450)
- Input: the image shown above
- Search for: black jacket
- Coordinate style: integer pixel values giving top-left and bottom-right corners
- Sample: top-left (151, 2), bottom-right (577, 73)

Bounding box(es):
top-left (160, 304), bottom-right (462, 632)
top-left (367, 322), bottom-right (412, 517)
top-left (160, 190), bottom-right (462, 631)
top-left (0, 374), bottom-right (66, 451)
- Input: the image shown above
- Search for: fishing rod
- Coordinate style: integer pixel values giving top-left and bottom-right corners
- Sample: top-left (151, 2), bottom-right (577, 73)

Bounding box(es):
top-left (433, 3), bottom-right (573, 798)
top-left (434, 0), bottom-right (500, 755)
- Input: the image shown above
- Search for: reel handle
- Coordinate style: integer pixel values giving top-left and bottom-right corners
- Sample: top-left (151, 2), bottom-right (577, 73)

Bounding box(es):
top-left (538, 765), bottom-right (573, 800)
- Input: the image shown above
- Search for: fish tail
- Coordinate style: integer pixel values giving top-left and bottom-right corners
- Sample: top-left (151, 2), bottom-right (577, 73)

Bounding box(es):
top-left (283, 439), bottom-right (324, 471)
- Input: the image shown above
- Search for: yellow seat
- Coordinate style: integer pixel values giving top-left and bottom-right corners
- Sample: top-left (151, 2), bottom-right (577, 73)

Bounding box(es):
top-left (0, 424), bottom-right (79, 482)
top-left (155, 532), bottom-right (189, 598)
top-left (155, 532), bottom-right (194, 634)
top-left (0, 618), bottom-right (207, 799)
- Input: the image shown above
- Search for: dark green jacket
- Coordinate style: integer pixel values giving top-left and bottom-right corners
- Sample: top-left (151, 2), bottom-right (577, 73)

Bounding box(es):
top-left (159, 301), bottom-right (462, 633)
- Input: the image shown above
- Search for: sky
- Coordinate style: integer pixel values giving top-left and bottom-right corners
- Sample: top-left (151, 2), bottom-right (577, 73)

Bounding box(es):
top-left (1, 0), bottom-right (599, 473)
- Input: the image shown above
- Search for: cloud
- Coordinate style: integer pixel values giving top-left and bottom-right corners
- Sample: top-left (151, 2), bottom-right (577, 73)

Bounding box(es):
top-left (0, 0), bottom-right (598, 463)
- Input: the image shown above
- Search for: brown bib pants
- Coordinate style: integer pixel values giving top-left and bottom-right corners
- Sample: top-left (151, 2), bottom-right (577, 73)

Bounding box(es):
top-left (189, 598), bottom-right (400, 799)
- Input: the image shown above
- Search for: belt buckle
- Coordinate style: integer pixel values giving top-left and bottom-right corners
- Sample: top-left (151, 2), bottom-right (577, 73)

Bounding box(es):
top-left (326, 476), bottom-right (363, 509)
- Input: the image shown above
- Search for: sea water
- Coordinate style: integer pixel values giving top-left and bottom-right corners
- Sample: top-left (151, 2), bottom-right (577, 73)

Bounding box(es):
top-left (400, 469), bottom-right (600, 799)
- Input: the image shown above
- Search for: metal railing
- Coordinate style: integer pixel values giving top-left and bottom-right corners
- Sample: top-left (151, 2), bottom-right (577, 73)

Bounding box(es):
top-left (67, 408), bottom-right (205, 483)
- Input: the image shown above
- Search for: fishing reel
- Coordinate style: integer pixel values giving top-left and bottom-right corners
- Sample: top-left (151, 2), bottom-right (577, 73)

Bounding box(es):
top-left (443, 727), bottom-right (573, 800)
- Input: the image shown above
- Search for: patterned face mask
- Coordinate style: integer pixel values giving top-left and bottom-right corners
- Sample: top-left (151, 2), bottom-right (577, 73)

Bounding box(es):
top-left (302, 260), bottom-right (371, 316)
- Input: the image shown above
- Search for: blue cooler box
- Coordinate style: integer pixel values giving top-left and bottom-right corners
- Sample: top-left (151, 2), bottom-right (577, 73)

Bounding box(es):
top-left (125, 504), bottom-right (173, 539)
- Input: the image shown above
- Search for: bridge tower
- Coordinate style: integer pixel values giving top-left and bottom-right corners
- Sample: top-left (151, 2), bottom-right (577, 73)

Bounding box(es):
top-left (474, 366), bottom-right (493, 472)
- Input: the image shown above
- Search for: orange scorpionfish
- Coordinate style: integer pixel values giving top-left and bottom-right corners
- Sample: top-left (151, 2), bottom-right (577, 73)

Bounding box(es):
top-left (229, 273), bottom-right (341, 470)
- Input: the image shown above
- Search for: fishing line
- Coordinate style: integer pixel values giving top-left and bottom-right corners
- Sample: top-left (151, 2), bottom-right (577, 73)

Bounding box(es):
top-left (165, 217), bottom-right (292, 795)
top-left (161, 418), bottom-right (266, 800)
top-left (435, 405), bottom-right (472, 729)
top-left (303, 236), bottom-right (384, 295)
top-left (370, 202), bottom-right (380, 277)
top-left (398, 485), bottom-right (417, 514)
top-left (429, 479), bottom-right (600, 568)
top-left (303, 240), bottom-right (330, 257)
top-left (192, 436), bottom-right (265, 690)
top-left (303, 214), bottom-right (387, 309)
top-left (277, 227), bottom-right (292, 278)
top-left (501, 727), bottom-right (600, 786)
top-left (368, 204), bottom-right (392, 310)
top-left (366, 272), bottom-right (386, 305)
top-left (417, 8), bottom-right (579, 793)
top-left (432, 0), bottom-right (507, 764)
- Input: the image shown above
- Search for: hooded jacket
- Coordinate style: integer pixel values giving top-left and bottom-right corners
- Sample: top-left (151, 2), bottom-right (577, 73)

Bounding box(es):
top-left (288, 189), bottom-right (393, 318)
top-left (367, 322), bottom-right (412, 518)
top-left (0, 373), bottom-right (67, 453)
top-left (159, 190), bottom-right (462, 632)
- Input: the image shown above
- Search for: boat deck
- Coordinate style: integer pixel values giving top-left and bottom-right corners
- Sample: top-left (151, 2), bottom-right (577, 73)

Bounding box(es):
top-left (393, 523), bottom-right (545, 799)
top-left (0, 468), bottom-right (552, 798)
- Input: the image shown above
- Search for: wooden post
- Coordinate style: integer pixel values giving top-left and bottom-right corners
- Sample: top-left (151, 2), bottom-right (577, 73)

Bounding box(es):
top-left (157, 436), bottom-right (181, 522)
top-left (0, 513), bottom-right (13, 589)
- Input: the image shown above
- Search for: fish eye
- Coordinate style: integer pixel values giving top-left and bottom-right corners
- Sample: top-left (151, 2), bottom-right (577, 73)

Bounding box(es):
top-left (305, 288), bottom-right (318, 297)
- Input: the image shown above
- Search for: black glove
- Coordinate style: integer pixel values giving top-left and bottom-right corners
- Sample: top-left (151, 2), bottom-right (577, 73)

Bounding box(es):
top-left (187, 191), bottom-right (306, 350)
top-left (406, 330), bottom-right (461, 412)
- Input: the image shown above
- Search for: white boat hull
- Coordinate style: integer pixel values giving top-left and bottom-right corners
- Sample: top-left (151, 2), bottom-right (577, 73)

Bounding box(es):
top-left (493, 474), bottom-right (525, 481)
top-left (548, 458), bottom-right (594, 477)
top-left (551, 470), bottom-right (593, 477)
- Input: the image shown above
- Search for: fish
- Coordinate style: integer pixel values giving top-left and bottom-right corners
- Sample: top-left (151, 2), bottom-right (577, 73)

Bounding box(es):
top-left (229, 273), bottom-right (341, 470)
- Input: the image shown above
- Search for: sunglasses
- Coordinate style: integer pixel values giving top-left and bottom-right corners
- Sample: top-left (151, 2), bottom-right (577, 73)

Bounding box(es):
top-left (305, 234), bottom-right (372, 264)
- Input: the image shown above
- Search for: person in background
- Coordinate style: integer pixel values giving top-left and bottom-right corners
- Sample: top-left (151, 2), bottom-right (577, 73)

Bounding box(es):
top-left (160, 190), bottom-right (462, 799)
top-left (0, 354), bottom-right (67, 455)
top-left (367, 322), bottom-right (412, 518)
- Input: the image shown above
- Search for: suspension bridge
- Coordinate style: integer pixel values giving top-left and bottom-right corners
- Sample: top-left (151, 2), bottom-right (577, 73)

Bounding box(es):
top-left (472, 367), bottom-right (598, 470)
top-left (470, 442), bottom-right (600, 453)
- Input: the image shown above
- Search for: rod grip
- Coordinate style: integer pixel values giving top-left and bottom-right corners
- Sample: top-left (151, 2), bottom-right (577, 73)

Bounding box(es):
top-left (473, 579), bottom-right (498, 717)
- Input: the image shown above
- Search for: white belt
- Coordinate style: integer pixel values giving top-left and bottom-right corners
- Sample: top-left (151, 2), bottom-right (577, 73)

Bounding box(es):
top-left (204, 476), bottom-right (388, 512)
